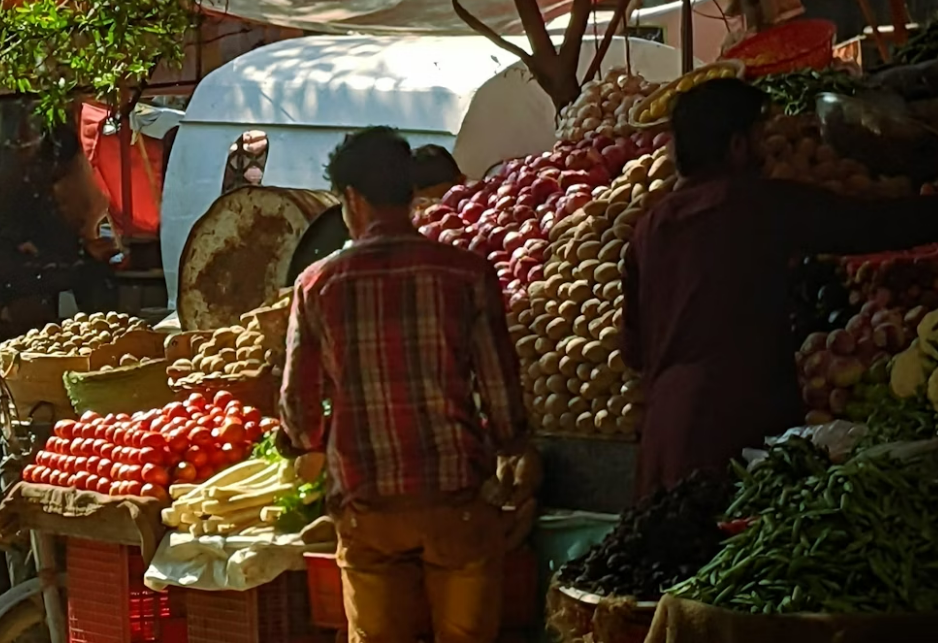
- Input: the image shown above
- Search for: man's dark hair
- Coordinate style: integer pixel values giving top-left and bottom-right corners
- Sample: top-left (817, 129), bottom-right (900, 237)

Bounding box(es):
top-left (671, 78), bottom-right (768, 177)
top-left (326, 126), bottom-right (414, 207)
top-left (412, 144), bottom-right (462, 190)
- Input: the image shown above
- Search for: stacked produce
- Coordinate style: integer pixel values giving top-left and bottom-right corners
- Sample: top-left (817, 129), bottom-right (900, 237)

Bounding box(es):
top-left (556, 70), bottom-right (660, 142)
top-left (671, 438), bottom-right (938, 614)
top-left (558, 470), bottom-right (734, 599)
top-left (514, 148), bottom-right (674, 435)
top-left (843, 250), bottom-right (938, 311)
top-left (761, 114), bottom-right (913, 197)
top-left (414, 134), bottom-right (657, 301)
top-left (0, 312), bottom-right (149, 357)
top-left (788, 256), bottom-right (855, 345)
top-left (167, 318), bottom-right (281, 385)
top-left (161, 450), bottom-right (325, 537)
top-left (21, 391), bottom-right (271, 499)
top-left (753, 69), bottom-right (861, 116)
top-left (795, 302), bottom-right (923, 424)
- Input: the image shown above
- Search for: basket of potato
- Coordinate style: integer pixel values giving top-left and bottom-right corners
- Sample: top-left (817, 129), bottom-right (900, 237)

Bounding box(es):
top-left (0, 312), bottom-right (161, 420)
top-left (166, 317), bottom-right (281, 416)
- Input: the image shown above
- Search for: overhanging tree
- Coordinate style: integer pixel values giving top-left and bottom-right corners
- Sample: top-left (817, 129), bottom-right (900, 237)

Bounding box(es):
top-left (0, 0), bottom-right (196, 125)
top-left (453, 0), bottom-right (631, 112)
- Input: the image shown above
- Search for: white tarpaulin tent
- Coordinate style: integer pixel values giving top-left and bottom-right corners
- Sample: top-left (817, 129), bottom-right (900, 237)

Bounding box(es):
top-left (160, 34), bottom-right (690, 308)
top-left (199, 0), bottom-right (576, 34)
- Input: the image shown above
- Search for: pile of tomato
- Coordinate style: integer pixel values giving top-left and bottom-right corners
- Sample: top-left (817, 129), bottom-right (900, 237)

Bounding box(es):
top-left (21, 390), bottom-right (279, 501)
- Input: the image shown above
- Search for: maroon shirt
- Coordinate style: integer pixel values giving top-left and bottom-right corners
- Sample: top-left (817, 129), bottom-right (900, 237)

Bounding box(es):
top-left (624, 174), bottom-right (938, 499)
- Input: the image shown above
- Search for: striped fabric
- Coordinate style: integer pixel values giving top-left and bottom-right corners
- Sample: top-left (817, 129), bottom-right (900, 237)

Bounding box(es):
top-left (280, 222), bottom-right (527, 502)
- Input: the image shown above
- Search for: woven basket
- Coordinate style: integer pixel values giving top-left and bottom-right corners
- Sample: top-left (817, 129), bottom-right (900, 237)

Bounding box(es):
top-left (546, 580), bottom-right (657, 643)
top-left (64, 359), bottom-right (176, 416)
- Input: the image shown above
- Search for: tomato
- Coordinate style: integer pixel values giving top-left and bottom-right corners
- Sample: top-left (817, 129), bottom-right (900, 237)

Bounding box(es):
top-left (97, 458), bottom-right (113, 478)
top-left (187, 427), bottom-right (212, 448)
top-left (115, 412), bottom-right (130, 422)
top-left (195, 465), bottom-right (215, 482)
top-left (101, 443), bottom-right (115, 460)
top-left (54, 419), bottom-right (76, 438)
top-left (140, 432), bottom-right (166, 449)
top-left (103, 425), bottom-right (116, 442)
top-left (124, 480), bottom-right (142, 496)
top-left (109, 481), bottom-right (122, 496)
top-left (103, 413), bottom-right (116, 425)
top-left (150, 417), bottom-right (168, 434)
top-left (52, 471), bottom-right (69, 487)
top-left (57, 437), bottom-right (72, 454)
top-left (111, 462), bottom-right (124, 480)
top-left (69, 438), bottom-right (84, 456)
top-left (113, 428), bottom-right (127, 447)
top-left (140, 483), bottom-right (169, 502)
top-left (95, 477), bottom-right (112, 494)
top-left (22, 465), bottom-right (37, 482)
top-left (35, 451), bottom-right (49, 468)
top-left (86, 474), bottom-right (100, 491)
top-left (187, 392), bottom-right (207, 409)
top-left (164, 449), bottom-right (182, 468)
top-left (218, 420), bottom-right (246, 445)
top-left (73, 456), bottom-right (87, 473)
top-left (32, 466), bottom-right (48, 484)
top-left (142, 463), bottom-right (170, 487)
top-left (184, 445), bottom-right (209, 468)
top-left (241, 406), bottom-right (262, 424)
top-left (93, 424), bottom-right (107, 440)
top-left (221, 442), bottom-right (245, 463)
top-left (163, 403), bottom-right (188, 421)
top-left (225, 404), bottom-right (243, 420)
top-left (64, 456), bottom-right (77, 474)
top-left (127, 430), bottom-right (141, 449)
top-left (80, 411), bottom-right (101, 424)
top-left (126, 464), bottom-right (143, 481)
top-left (168, 432), bottom-right (189, 455)
top-left (129, 448), bottom-right (143, 465)
top-left (258, 417), bottom-right (279, 435)
top-left (87, 455), bottom-right (101, 472)
top-left (173, 461), bottom-right (198, 483)
top-left (73, 471), bottom-right (89, 490)
top-left (140, 447), bottom-right (164, 465)
top-left (80, 424), bottom-right (96, 440)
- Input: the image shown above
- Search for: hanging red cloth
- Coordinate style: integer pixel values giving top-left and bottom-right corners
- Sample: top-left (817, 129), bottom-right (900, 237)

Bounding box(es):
top-left (79, 103), bottom-right (164, 238)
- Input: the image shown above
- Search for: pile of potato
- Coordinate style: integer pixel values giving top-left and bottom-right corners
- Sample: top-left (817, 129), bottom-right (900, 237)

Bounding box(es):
top-left (0, 312), bottom-right (149, 357)
top-left (761, 114), bottom-right (913, 197)
top-left (509, 149), bottom-right (678, 437)
top-left (556, 69), bottom-right (660, 142)
top-left (167, 320), bottom-right (275, 385)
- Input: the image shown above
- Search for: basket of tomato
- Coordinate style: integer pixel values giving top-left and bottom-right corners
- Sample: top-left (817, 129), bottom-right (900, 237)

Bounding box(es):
top-left (21, 390), bottom-right (273, 501)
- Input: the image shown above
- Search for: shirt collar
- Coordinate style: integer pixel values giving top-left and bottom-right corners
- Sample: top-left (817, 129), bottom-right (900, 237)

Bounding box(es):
top-left (357, 218), bottom-right (419, 241)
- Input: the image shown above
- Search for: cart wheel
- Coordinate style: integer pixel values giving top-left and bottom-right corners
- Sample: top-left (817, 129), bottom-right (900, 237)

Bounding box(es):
top-left (0, 597), bottom-right (47, 643)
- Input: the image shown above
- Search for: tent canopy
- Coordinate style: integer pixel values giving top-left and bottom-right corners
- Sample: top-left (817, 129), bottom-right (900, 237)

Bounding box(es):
top-left (200, 0), bottom-right (576, 34)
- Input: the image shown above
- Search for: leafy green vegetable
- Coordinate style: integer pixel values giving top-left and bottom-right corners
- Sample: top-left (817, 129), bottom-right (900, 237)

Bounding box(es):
top-left (274, 472), bottom-right (327, 533)
top-left (0, 0), bottom-right (196, 125)
top-left (252, 432), bottom-right (279, 463)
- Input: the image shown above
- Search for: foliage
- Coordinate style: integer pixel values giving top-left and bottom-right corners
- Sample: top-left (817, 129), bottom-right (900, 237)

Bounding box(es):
top-left (0, 0), bottom-right (196, 125)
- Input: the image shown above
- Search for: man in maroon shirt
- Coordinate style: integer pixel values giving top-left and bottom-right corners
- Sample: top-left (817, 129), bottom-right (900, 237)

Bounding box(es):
top-left (278, 127), bottom-right (527, 643)
top-left (624, 79), bottom-right (938, 499)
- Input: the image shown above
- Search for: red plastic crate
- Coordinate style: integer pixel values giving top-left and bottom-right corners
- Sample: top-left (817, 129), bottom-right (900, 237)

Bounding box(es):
top-left (186, 573), bottom-right (308, 643)
top-left (303, 547), bottom-right (539, 631)
top-left (67, 538), bottom-right (185, 643)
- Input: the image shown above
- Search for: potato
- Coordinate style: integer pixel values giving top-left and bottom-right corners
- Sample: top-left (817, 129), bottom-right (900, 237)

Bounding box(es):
top-left (579, 381), bottom-right (600, 400)
top-left (604, 202), bottom-right (628, 221)
top-left (532, 314), bottom-right (554, 335)
top-left (608, 184), bottom-right (633, 204)
top-left (566, 378), bottom-right (582, 395)
top-left (546, 374), bottom-right (568, 395)
top-left (527, 362), bottom-right (543, 381)
top-left (576, 241), bottom-right (602, 262)
top-left (546, 318), bottom-right (572, 341)
top-left (601, 280), bottom-right (622, 301)
top-left (119, 354), bottom-right (138, 367)
top-left (542, 262), bottom-right (560, 279)
top-left (613, 224), bottom-right (634, 241)
top-left (575, 259), bottom-right (600, 281)
top-left (558, 261), bottom-right (575, 281)
top-left (583, 200), bottom-right (609, 217)
top-left (568, 281), bottom-right (592, 303)
top-left (583, 341), bottom-right (609, 363)
top-left (572, 315), bottom-right (591, 338)
top-left (558, 300), bottom-right (579, 321)
top-left (544, 275), bottom-right (565, 298)
top-left (545, 393), bottom-right (570, 416)
top-left (593, 262), bottom-right (619, 285)
top-left (608, 349), bottom-right (626, 373)
top-left (558, 355), bottom-right (577, 377)
top-left (590, 364), bottom-right (615, 389)
top-left (623, 163), bottom-right (647, 184)
top-left (558, 412), bottom-right (576, 432)
top-left (534, 337), bottom-right (555, 356)
top-left (200, 340), bottom-right (220, 357)
top-left (538, 352), bottom-right (561, 375)
top-left (218, 348), bottom-right (238, 364)
top-left (575, 412), bottom-right (594, 433)
top-left (532, 395), bottom-right (547, 413)
top-left (598, 240), bottom-right (624, 264)
top-left (599, 326), bottom-right (619, 350)
top-left (533, 377), bottom-right (549, 397)
top-left (518, 309), bottom-right (534, 326)
top-left (564, 337), bottom-right (588, 360)
top-left (600, 227), bottom-right (618, 246)
top-left (575, 362), bottom-right (592, 382)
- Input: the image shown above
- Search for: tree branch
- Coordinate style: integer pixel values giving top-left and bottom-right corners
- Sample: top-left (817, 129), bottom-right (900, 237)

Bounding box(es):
top-left (558, 0), bottom-right (592, 71)
top-left (585, 0), bottom-right (633, 80)
top-left (515, 0), bottom-right (556, 59)
top-left (451, 0), bottom-right (533, 65)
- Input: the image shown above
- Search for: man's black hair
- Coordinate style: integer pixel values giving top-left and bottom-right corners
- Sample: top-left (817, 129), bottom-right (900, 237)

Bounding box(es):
top-left (670, 78), bottom-right (768, 177)
top-left (325, 126), bottom-right (414, 207)
top-left (412, 144), bottom-right (462, 190)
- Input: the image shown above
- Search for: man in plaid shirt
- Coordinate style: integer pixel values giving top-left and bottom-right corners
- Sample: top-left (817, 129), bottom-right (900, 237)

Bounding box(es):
top-left (279, 127), bottom-right (528, 643)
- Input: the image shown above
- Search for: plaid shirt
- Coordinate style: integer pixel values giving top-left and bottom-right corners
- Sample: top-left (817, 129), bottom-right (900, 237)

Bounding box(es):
top-left (280, 221), bottom-right (527, 502)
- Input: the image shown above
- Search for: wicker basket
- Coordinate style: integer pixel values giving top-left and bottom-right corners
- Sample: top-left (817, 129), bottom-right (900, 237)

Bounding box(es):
top-left (64, 359), bottom-right (176, 416)
top-left (546, 580), bottom-right (657, 643)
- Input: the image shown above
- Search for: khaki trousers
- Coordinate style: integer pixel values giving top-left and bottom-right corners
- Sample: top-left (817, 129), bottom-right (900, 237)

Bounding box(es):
top-left (334, 496), bottom-right (504, 643)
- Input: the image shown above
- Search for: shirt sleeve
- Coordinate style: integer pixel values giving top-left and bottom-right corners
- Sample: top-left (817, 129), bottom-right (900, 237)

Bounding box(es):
top-left (279, 279), bottom-right (327, 453)
top-left (622, 235), bottom-right (643, 373)
top-left (470, 264), bottom-right (528, 455)
top-left (775, 180), bottom-right (938, 256)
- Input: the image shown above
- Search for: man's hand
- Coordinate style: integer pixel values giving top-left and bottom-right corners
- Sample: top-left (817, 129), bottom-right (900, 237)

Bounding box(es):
top-left (274, 426), bottom-right (307, 460)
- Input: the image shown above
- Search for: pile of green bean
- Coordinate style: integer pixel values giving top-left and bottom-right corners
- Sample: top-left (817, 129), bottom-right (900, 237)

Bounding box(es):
top-left (753, 69), bottom-right (862, 115)
top-left (853, 385), bottom-right (938, 451)
top-left (669, 443), bottom-right (938, 614)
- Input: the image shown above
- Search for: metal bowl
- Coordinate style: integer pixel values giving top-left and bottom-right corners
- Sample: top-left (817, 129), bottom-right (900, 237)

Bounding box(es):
top-left (815, 92), bottom-right (938, 184)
